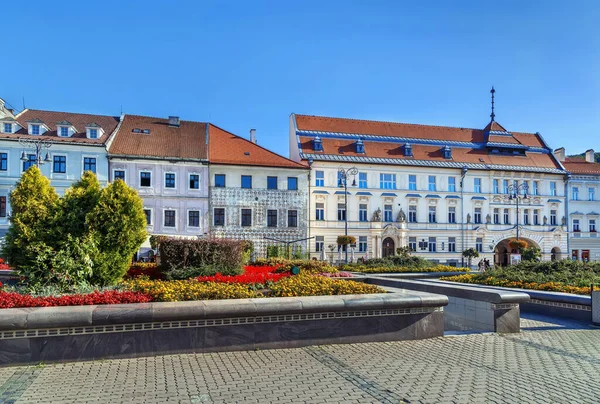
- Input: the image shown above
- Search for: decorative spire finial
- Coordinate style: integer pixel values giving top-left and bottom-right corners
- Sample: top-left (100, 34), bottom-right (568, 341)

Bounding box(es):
top-left (490, 86), bottom-right (496, 121)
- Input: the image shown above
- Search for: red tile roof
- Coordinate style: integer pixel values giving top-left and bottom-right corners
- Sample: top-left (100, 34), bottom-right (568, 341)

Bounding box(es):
top-left (563, 157), bottom-right (600, 175)
top-left (0, 109), bottom-right (119, 144)
top-left (109, 115), bottom-right (208, 160)
top-left (209, 124), bottom-right (307, 169)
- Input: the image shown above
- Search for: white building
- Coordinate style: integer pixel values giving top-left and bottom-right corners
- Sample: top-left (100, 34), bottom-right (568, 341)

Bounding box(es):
top-left (289, 112), bottom-right (568, 265)
top-left (107, 115), bottom-right (209, 256)
top-left (555, 148), bottom-right (600, 261)
top-left (208, 125), bottom-right (309, 257)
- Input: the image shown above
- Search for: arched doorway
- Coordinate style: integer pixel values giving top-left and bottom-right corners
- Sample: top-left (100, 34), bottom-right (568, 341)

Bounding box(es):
top-left (382, 237), bottom-right (395, 258)
top-left (551, 247), bottom-right (561, 261)
top-left (494, 237), bottom-right (540, 266)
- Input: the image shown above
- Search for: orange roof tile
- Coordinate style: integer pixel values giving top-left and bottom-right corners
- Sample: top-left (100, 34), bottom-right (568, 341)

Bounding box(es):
top-left (563, 158), bottom-right (600, 175)
top-left (109, 115), bottom-right (207, 160)
top-left (209, 125), bottom-right (307, 169)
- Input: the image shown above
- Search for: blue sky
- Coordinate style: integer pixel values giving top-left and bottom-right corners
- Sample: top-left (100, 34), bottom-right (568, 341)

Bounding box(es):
top-left (2, 1), bottom-right (599, 157)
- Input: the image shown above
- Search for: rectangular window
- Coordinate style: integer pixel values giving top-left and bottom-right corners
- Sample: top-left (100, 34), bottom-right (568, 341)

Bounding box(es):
top-left (23, 154), bottom-right (36, 171)
top-left (589, 187), bottom-right (595, 201)
top-left (89, 129), bottom-right (98, 139)
top-left (550, 210), bottom-right (557, 226)
top-left (214, 208), bottom-right (225, 226)
top-left (337, 203), bottom-right (346, 221)
top-left (315, 171), bottom-right (324, 187)
top-left (384, 205), bottom-right (393, 222)
top-left (428, 206), bottom-right (436, 223)
top-left (550, 182), bottom-right (557, 196)
top-left (476, 238), bottom-right (483, 253)
top-left (448, 177), bottom-right (456, 192)
top-left (267, 210), bottom-right (278, 227)
top-left (287, 177), bottom-right (298, 190)
top-left (359, 172), bottom-right (367, 189)
top-left (504, 209), bottom-right (510, 224)
top-left (188, 211), bottom-right (200, 227)
top-left (590, 219), bottom-right (596, 232)
top-left (0, 153), bottom-right (6, 171)
top-left (140, 172), bottom-right (151, 187)
top-left (0, 196), bottom-right (6, 217)
top-left (83, 157), bottom-right (96, 173)
top-left (359, 236), bottom-right (367, 252)
top-left (165, 173), bottom-right (176, 188)
top-left (53, 155), bottom-right (66, 173)
top-left (448, 207), bottom-right (456, 223)
top-left (214, 174), bottom-right (226, 187)
top-left (448, 237), bottom-right (456, 252)
top-left (143, 209), bottom-right (152, 225)
top-left (31, 124), bottom-right (40, 135)
top-left (533, 181), bottom-right (539, 196)
top-left (572, 187), bottom-right (579, 200)
top-left (428, 176), bottom-right (436, 191)
top-left (428, 237), bottom-right (436, 252)
top-left (359, 204), bottom-right (368, 222)
top-left (189, 174), bottom-right (199, 189)
top-left (474, 208), bottom-right (481, 224)
top-left (3, 123), bottom-right (11, 133)
top-left (534, 209), bottom-right (540, 225)
top-left (241, 209), bottom-right (252, 227)
top-left (241, 175), bottom-right (252, 189)
top-left (474, 178), bottom-right (482, 193)
top-left (493, 208), bottom-right (500, 224)
top-left (164, 210), bottom-right (176, 227)
top-left (573, 219), bottom-right (580, 232)
top-left (523, 209), bottom-right (530, 225)
top-left (316, 236), bottom-right (324, 252)
top-left (287, 210), bottom-right (298, 227)
top-left (60, 127), bottom-right (69, 137)
top-left (315, 203), bottom-right (324, 221)
top-left (409, 237), bottom-right (417, 251)
top-left (380, 173), bottom-right (396, 189)
top-left (522, 181), bottom-right (529, 195)
top-left (267, 176), bottom-right (278, 190)
top-left (114, 170), bottom-right (125, 181)
top-left (503, 180), bottom-right (509, 194)
top-left (408, 205), bottom-right (417, 223)
top-left (493, 179), bottom-right (499, 194)
top-left (408, 175), bottom-right (417, 191)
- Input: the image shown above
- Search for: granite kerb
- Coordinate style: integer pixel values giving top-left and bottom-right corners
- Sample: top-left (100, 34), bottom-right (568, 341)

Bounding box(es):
top-left (0, 292), bottom-right (448, 332)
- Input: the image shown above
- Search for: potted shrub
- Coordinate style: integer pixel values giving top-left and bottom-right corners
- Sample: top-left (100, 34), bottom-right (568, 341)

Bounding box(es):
top-left (508, 239), bottom-right (528, 252)
top-left (336, 235), bottom-right (356, 247)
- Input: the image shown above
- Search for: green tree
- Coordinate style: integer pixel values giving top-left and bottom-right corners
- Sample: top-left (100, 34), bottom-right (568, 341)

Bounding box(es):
top-left (521, 246), bottom-right (542, 262)
top-left (3, 166), bottom-right (59, 268)
top-left (462, 248), bottom-right (480, 267)
top-left (87, 179), bottom-right (147, 285)
top-left (55, 171), bottom-right (102, 239)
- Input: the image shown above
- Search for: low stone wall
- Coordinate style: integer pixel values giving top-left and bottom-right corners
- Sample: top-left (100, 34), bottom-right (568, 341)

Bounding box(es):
top-left (367, 277), bottom-right (529, 333)
top-left (0, 292), bottom-right (447, 366)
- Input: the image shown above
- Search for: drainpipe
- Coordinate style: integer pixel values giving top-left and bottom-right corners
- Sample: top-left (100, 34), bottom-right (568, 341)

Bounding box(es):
top-left (564, 173), bottom-right (571, 259)
top-left (460, 166), bottom-right (468, 267)
top-left (307, 158), bottom-right (313, 259)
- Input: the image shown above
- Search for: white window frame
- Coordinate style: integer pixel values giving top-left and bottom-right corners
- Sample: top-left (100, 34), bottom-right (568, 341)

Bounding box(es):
top-left (112, 168), bottom-right (126, 182)
top-left (240, 207), bottom-right (253, 227)
top-left (287, 209), bottom-right (298, 228)
top-left (143, 207), bottom-right (153, 226)
top-left (52, 154), bottom-right (67, 174)
top-left (379, 173), bottom-right (396, 190)
top-left (188, 172), bottom-right (201, 191)
top-left (2, 123), bottom-right (11, 134)
top-left (187, 209), bottom-right (201, 229)
top-left (213, 207), bottom-right (226, 226)
top-left (315, 170), bottom-right (324, 187)
top-left (139, 170), bottom-right (153, 188)
top-left (164, 171), bottom-right (177, 189)
top-left (408, 175), bottom-right (417, 191)
top-left (448, 177), bottom-right (456, 192)
top-left (81, 155), bottom-right (98, 174)
top-left (30, 124), bottom-right (41, 135)
top-left (163, 208), bottom-right (177, 229)
top-left (58, 126), bottom-right (70, 137)
top-left (0, 149), bottom-right (9, 173)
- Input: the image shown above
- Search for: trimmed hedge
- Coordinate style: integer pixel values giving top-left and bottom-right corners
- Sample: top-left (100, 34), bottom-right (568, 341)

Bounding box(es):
top-left (159, 238), bottom-right (246, 277)
top-left (253, 258), bottom-right (338, 274)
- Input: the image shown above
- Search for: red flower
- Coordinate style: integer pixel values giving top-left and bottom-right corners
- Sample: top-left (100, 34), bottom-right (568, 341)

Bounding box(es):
top-left (0, 290), bottom-right (153, 309)
top-left (197, 265), bottom-right (290, 284)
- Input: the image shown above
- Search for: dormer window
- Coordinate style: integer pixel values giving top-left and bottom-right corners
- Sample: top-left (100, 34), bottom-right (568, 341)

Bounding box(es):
top-left (85, 123), bottom-right (104, 139)
top-left (355, 139), bottom-right (365, 154)
top-left (56, 121), bottom-right (74, 137)
top-left (404, 143), bottom-right (413, 157)
top-left (2, 123), bottom-right (11, 134)
top-left (31, 125), bottom-right (40, 135)
top-left (89, 129), bottom-right (98, 139)
top-left (27, 119), bottom-right (48, 135)
top-left (443, 146), bottom-right (452, 159)
top-left (313, 136), bottom-right (323, 152)
top-left (59, 127), bottom-right (69, 137)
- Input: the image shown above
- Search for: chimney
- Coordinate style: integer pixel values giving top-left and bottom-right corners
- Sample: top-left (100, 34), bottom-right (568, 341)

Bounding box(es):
top-left (586, 149), bottom-right (595, 163)
top-left (250, 128), bottom-right (256, 144)
top-left (553, 147), bottom-right (565, 162)
top-left (168, 116), bottom-right (180, 127)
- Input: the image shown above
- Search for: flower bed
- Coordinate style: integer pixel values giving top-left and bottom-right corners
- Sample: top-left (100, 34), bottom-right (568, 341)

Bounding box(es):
top-left (0, 290), bottom-right (152, 309)
top-left (126, 263), bottom-right (162, 279)
top-left (197, 265), bottom-right (289, 284)
top-left (319, 271), bottom-right (354, 278)
top-left (268, 275), bottom-right (384, 297)
top-left (123, 279), bottom-right (263, 301)
top-left (346, 265), bottom-right (470, 274)
top-left (441, 274), bottom-right (591, 296)
top-left (253, 258), bottom-right (338, 274)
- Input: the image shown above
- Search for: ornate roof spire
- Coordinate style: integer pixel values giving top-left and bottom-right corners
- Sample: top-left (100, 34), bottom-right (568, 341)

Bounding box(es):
top-left (490, 86), bottom-right (496, 121)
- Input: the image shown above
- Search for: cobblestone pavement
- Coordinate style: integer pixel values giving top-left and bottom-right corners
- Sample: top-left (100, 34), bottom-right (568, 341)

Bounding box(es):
top-left (1, 314), bottom-right (599, 403)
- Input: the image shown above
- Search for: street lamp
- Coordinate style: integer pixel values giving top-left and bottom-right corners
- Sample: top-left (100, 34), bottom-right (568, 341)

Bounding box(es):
top-left (338, 166), bottom-right (358, 263)
top-left (19, 138), bottom-right (52, 167)
top-left (460, 166), bottom-right (468, 267)
top-left (504, 182), bottom-right (529, 240)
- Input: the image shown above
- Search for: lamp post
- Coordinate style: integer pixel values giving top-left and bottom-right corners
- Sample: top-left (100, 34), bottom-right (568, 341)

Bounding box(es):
top-left (338, 166), bottom-right (358, 263)
top-left (19, 138), bottom-right (52, 167)
top-left (504, 182), bottom-right (529, 241)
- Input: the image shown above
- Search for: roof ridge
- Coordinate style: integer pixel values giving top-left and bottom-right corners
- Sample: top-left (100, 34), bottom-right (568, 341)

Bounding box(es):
top-left (21, 108), bottom-right (118, 119)
top-left (123, 113), bottom-right (207, 124)
top-left (296, 113), bottom-right (540, 137)
top-left (208, 123), bottom-right (307, 168)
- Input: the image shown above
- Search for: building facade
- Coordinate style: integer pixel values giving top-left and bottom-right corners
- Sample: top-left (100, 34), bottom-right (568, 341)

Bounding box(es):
top-left (289, 113), bottom-right (569, 265)
top-left (0, 105), bottom-right (118, 237)
top-left (208, 125), bottom-right (309, 257)
top-left (555, 148), bottom-right (600, 261)
top-left (107, 115), bottom-right (209, 256)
